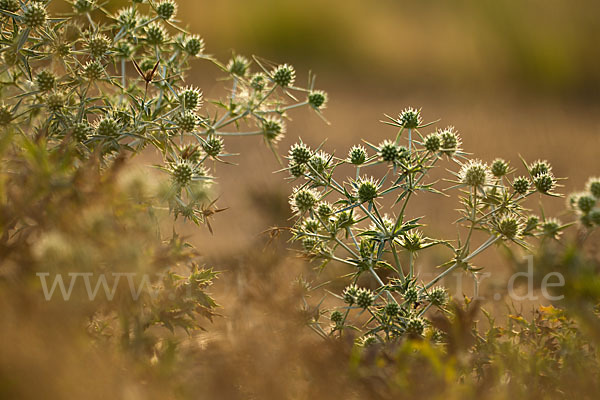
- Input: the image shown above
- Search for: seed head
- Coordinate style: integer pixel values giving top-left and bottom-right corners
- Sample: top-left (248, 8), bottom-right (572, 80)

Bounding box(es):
top-left (356, 177), bottom-right (379, 203)
top-left (250, 73), bottom-right (267, 91)
top-left (343, 284), bottom-right (359, 305)
top-left (185, 35), bottom-right (205, 56)
top-left (361, 335), bottom-right (378, 347)
top-left (175, 111), bottom-right (198, 132)
top-left (202, 135), bottom-right (223, 157)
top-left (399, 107), bottom-right (422, 129)
top-left (36, 70), bottom-right (55, 92)
top-left (289, 143), bottom-right (312, 164)
top-left (541, 218), bottom-right (562, 239)
top-left (302, 218), bottom-right (320, 233)
top-left (46, 92), bottom-right (65, 112)
top-left (424, 133), bottom-right (441, 152)
top-left (271, 64), bottom-right (295, 87)
top-left (22, 2), bottom-right (47, 28)
top-left (147, 23), bottom-right (168, 45)
top-left (96, 117), bottom-right (120, 136)
top-left (586, 177), bottom-right (600, 199)
top-left (459, 160), bottom-right (491, 188)
top-left (227, 55), bottom-right (249, 77)
top-left (179, 86), bottom-right (203, 111)
top-left (86, 34), bottom-right (111, 58)
top-left (378, 140), bottom-right (399, 163)
top-left (309, 151), bottom-right (330, 175)
top-left (577, 194), bottom-right (596, 214)
top-left (348, 145), bottom-right (367, 165)
top-left (401, 230), bottom-right (424, 252)
top-left (533, 172), bottom-right (556, 194)
top-left (156, 0), bottom-right (176, 20)
top-left (288, 161), bottom-right (306, 178)
top-left (529, 160), bottom-right (552, 177)
top-left (405, 317), bottom-right (425, 336)
top-left (497, 215), bottom-right (523, 239)
top-left (0, 0), bottom-right (20, 12)
top-left (316, 202), bottom-right (333, 219)
top-left (512, 176), bottom-right (530, 195)
top-left (384, 302), bottom-right (399, 317)
top-left (404, 287), bottom-right (419, 304)
top-left (308, 90), bottom-right (327, 109)
top-left (172, 162), bottom-right (193, 186)
top-left (428, 287), bottom-right (448, 307)
top-left (589, 209), bottom-right (600, 226)
top-left (301, 236), bottom-right (319, 252)
top-left (491, 158), bottom-right (509, 177)
top-left (262, 117), bottom-right (286, 142)
top-left (115, 42), bottom-right (132, 59)
top-left (330, 311), bottom-right (344, 324)
top-left (356, 288), bottom-right (374, 308)
top-left (83, 61), bottom-right (104, 80)
top-left (73, 0), bottom-right (94, 13)
top-left (439, 126), bottom-right (461, 156)
top-left (116, 6), bottom-right (136, 27)
top-left (290, 187), bottom-right (319, 214)
top-left (523, 215), bottom-right (539, 235)
top-left (0, 105), bottom-right (13, 126)
top-left (71, 122), bottom-right (91, 142)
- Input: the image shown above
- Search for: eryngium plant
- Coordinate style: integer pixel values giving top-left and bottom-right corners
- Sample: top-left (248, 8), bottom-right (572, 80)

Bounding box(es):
top-left (285, 108), bottom-right (571, 343)
top-left (0, 0), bottom-right (324, 357)
top-left (0, 0), bottom-right (325, 224)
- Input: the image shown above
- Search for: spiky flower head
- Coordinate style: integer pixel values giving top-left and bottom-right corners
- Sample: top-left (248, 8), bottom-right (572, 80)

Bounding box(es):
top-left (587, 177), bottom-right (600, 199)
top-left (172, 162), bottom-right (193, 186)
top-left (302, 217), bottom-right (320, 233)
top-left (577, 194), bottom-right (596, 214)
top-left (36, 70), bottom-right (56, 92)
top-left (491, 158), bottom-right (509, 177)
top-left (589, 209), bottom-right (600, 226)
top-left (185, 35), bottom-right (205, 56)
top-left (73, 0), bottom-right (94, 13)
top-left (179, 86), bottom-right (203, 111)
top-left (113, 41), bottom-right (131, 58)
top-left (0, 0), bottom-right (20, 12)
top-left (83, 60), bottom-right (104, 80)
top-left (343, 284), bottom-right (359, 305)
top-left (523, 215), bottom-right (539, 235)
top-left (202, 135), bottom-right (224, 157)
top-left (497, 215), bottom-right (523, 239)
top-left (404, 287), bottom-right (419, 304)
top-left (156, 0), bottom-right (176, 20)
top-left (533, 172), bottom-right (556, 194)
top-left (384, 302), bottom-right (399, 317)
top-left (227, 55), bottom-right (249, 77)
top-left (356, 288), bottom-right (374, 309)
top-left (428, 287), bottom-right (448, 307)
top-left (288, 161), bottom-right (306, 178)
top-left (439, 126), bottom-right (461, 156)
top-left (541, 218), bottom-right (562, 239)
top-left (290, 187), bottom-right (319, 214)
top-left (355, 176), bottom-right (379, 203)
top-left (330, 310), bottom-right (344, 324)
top-left (262, 117), bottom-right (286, 142)
top-left (71, 122), bottom-right (91, 142)
top-left (361, 335), bottom-right (378, 347)
top-left (271, 64), bottom-right (295, 87)
top-left (301, 236), bottom-right (319, 253)
top-left (86, 34), bottom-right (111, 58)
top-left (399, 107), bottom-right (422, 129)
top-left (513, 176), bottom-right (530, 195)
top-left (405, 317), bottom-right (425, 336)
top-left (308, 151), bottom-right (330, 175)
top-left (116, 6), bottom-right (137, 27)
top-left (250, 73), bottom-right (267, 91)
top-left (0, 105), bottom-right (13, 126)
top-left (96, 116), bottom-right (120, 137)
top-left (424, 133), bottom-right (441, 152)
top-left (401, 230), bottom-right (424, 252)
top-left (175, 111), bottom-right (198, 132)
top-left (378, 140), bottom-right (400, 163)
top-left (53, 42), bottom-right (71, 57)
top-left (289, 142), bottom-right (312, 164)
top-left (146, 23), bottom-right (167, 45)
top-left (22, 2), bottom-right (47, 28)
top-left (459, 160), bottom-right (491, 188)
top-left (316, 202), bottom-right (333, 219)
top-left (529, 160), bottom-right (552, 177)
top-left (348, 145), bottom-right (367, 165)
top-left (308, 90), bottom-right (327, 109)
top-left (46, 92), bottom-right (65, 112)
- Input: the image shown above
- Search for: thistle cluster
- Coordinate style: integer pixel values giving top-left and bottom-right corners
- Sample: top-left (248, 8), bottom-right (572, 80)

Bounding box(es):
top-left (285, 109), bottom-right (569, 342)
top-left (0, 0), bottom-right (325, 226)
top-left (568, 177), bottom-right (600, 229)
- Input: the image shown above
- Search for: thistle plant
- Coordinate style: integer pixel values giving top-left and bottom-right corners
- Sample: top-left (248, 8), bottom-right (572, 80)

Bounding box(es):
top-left (285, 108), bottom-right (570, 343)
